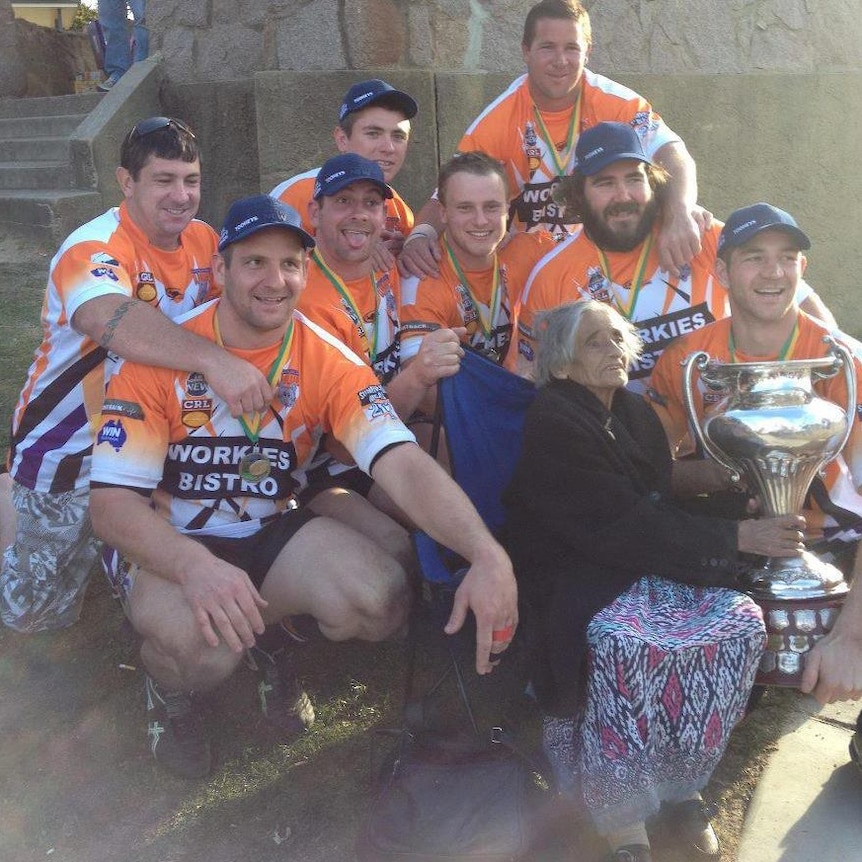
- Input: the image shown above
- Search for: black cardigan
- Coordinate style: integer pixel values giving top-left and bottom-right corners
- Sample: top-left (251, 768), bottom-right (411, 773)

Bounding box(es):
top-left (503, 379), bottom-right (741, 716)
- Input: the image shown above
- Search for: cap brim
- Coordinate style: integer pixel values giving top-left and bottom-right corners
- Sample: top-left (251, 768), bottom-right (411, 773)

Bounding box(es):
top-left (577, 152), bottom-right (651, 177)
top-left (219, 221), bottom-right (316, 252)
top-left (721, 223), bottom-right (811, 254)
top-left (315, 177), bottom-right (394, 200)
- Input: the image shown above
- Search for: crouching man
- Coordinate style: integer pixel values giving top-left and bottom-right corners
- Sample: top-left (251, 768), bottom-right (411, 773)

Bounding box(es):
top-left (88, 196), bottom-right (517, 779)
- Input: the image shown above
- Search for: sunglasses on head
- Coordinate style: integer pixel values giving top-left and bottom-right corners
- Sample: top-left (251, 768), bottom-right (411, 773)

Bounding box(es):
top-left (128, 116), bottom-right (196, 141)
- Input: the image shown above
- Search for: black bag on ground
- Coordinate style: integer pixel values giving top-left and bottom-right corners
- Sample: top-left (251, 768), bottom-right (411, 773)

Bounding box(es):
top-left (355, 726), bottom-right (546, 862)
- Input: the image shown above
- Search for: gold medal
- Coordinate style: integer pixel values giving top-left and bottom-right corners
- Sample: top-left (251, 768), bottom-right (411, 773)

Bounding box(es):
top-left (238, 452), bottom-right (271, 482)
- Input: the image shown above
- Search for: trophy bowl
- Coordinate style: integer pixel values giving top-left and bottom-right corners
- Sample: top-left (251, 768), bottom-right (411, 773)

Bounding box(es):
top-left (682, 339), bottom-right (855, 686)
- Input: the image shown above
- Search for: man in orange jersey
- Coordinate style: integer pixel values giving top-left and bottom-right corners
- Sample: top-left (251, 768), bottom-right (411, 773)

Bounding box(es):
top-left (271, 78), bottom-right (417, 271)
top-left (400, 151), bottom-right (554, 410)
top-left (647, 204), bottom-right (862, 717)
top-left (1, 117), bottom-right (273, 634)
top-left (400, 0), bottom-right (703, 280)
top-left (299, 153), bottom-right (465, 524)
top-left (89, 195), bottom-right (518, 777)
top-left (509, 123), bottom-right (834, 391)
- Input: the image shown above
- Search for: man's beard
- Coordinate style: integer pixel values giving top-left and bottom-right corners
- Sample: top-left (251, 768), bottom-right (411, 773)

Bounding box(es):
top-left (582, 197), bottom-right (658, 253)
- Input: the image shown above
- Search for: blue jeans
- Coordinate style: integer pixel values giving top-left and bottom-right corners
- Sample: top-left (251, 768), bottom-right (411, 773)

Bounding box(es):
top-left (98, 0), bottom-right (149, 77)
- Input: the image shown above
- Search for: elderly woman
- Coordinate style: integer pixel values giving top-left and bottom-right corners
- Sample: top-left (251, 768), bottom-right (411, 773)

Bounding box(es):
top-left (504, 301), bottom-right (805, 862)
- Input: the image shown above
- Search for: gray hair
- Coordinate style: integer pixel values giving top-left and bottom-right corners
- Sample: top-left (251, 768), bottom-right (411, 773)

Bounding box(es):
top-left (534, 300), bottom-right (643, 386)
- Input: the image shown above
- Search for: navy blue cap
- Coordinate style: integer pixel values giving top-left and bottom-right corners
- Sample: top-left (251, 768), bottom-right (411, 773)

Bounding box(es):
top-left (218, 195), bottom-right (315, 252)
top-left (312, 153), bottom-right (394, 200)
top-left (718, 203), bottom-right (811, 255)
top-left (573, 122), bottom-right (652, 177)
top-left (339, 78), bottom-right (418, 122)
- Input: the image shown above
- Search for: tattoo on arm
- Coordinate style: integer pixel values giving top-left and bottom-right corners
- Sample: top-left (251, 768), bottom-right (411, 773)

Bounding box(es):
top-left (98, 301), bottom-right (137, 348)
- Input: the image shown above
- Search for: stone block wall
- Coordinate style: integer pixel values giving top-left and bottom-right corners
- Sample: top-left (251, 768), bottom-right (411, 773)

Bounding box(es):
top-left (148, 0), bottom-right (862, 83)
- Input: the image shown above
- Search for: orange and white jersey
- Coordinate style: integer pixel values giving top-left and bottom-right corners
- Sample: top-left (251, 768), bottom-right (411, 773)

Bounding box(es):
top-left (298, 252), bottom-right (402, 383)
top-left (649, 312), bottom-right (862, 535)
top-left (90, 304), bottom-right (415, 536)
top-left (9, 204), bottom-right (218, 494)
top-left (270, 169), bottom-right (414, 237)
top-left (510, 224), bottom-right (727, 393)
top-left (401, 231), bottom-right (554, 364)
top-left (456, 71), bottom-right (679, 237)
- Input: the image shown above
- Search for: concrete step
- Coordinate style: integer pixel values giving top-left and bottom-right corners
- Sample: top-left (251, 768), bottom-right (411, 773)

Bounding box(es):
top-left (0, 93), bottom-right (103, 119)
top-left (0, 137), bottom-right (71, 162)
top-left (0, 189), bottom-right (103, 243)
top-left (0, 115), bottom-right (86, 140)
top-left (0, 162), bottom-right (75, 190)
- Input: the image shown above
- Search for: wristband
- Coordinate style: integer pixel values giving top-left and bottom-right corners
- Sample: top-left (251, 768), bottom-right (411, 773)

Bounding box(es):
top-left (403, 224), bottom-right (439, 246)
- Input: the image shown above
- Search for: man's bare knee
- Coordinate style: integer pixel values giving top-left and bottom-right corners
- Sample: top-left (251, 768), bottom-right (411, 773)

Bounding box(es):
top-left (319, 558), bottom-right (411, 642)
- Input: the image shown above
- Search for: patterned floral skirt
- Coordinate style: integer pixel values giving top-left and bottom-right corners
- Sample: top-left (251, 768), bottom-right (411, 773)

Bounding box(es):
top-left (543, 575), bottom-right (765, 834)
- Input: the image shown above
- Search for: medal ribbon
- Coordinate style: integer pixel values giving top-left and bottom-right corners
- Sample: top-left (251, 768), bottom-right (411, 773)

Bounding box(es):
top-left (312, 249), bottom-right (379, 362)
top-left (212, 315), bottom-right (294, 445)
top-left (532, 90), bottom-right (582, 177)
top-left (443, 238), bottom-right (501, 342)
top-left (597, 234), bottom-right (655, 321)
top-left (729, 319), bottom-right (799, 363)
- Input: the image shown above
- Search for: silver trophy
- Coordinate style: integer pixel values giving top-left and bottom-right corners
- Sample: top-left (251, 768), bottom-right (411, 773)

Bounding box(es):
top-left (682, 338), bottom-right (855, 686)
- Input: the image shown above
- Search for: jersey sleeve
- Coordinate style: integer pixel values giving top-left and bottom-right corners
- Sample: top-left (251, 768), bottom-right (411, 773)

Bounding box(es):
top-left (647, 337), bottom-right (696, 454)
top-left (90, 360), bottom-right (174, 491)
top-left (52, 238), bottom-right (134, 322)
top-left (270, 171), bottom-right (317, 234)
top-left (399, 271), bottom-right (455, 362)
top-left (299, 317), bottom-right (416, 473)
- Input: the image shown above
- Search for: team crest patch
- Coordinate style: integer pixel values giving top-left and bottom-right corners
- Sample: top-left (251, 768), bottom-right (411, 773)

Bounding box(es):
top-left (358, 384), bottom-right (397, 422)
top-left (192, 267), bottom-right (212, 303)
top-left (277, 368), bottom-right (300, 409)
top-left (586, 266), bottom-right (612, 303)
top-left (182, 398), bottom-right (214, 428)
top-left (186, 371), bottom-right (209, 397)
top-left (455, 283), bottom-right (479, 327)
top-left (522, 121), bottom-right (541, 174)
top-left (97, 419), bottom-right (127, 451)
top-left (136, 271), bottom-right (157, 303)
top-left (630, 110), bottom-right (660, 136)
top-left (102, 398), bottom-right (145, 420)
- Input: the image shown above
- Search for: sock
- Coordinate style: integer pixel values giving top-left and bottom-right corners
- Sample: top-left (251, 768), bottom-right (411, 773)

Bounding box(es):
top-left (605, 821), bottom-right (650, 852)
top-left (254, 624), bottom-right (288, 658)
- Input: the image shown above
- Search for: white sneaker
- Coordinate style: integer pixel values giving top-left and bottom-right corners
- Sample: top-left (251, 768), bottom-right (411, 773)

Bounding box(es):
top-left (97, 72), bottom-right (123, 92)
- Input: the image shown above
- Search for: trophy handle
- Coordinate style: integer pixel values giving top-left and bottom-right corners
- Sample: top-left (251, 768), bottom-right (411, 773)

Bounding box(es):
top-left (681, 350), bottom-right (742, 483)
top-left (818, 336), bottom-right (857, 468)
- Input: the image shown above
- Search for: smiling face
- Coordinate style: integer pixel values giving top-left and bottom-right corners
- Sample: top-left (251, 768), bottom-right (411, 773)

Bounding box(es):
top-left (117, 155), bottom-right (201, 250)
top-left (581, 159), bottom-right (657, 252)
top-left (440, 170), bottom-right (508, 270)
top-left (213, 227), bottom-right (308, 347)
top-left (566, 305), bottom-right (630, 403)
top-left (308, 180), bottom-right (387, 279)
top-left (522, 17), bottom-right (590, 112)
top-left (334, 106), bottom-right (411, 184)
top-left (716, 229), bottom-right (806, 326)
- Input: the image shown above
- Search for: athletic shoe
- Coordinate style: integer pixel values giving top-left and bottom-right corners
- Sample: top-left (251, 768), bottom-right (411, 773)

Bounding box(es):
top-left (249, 644), bottom-right (315, 741)
top-left (145, 675), bottom-right (212, 779)
top-left (97, 72), bottom-right (122, 92)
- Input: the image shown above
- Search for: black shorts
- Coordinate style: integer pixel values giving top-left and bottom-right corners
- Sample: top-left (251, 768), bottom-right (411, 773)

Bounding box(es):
top-left (300, 463), bottom-right (374, 503)
top-left (192, 508), bottom-right (317, 589)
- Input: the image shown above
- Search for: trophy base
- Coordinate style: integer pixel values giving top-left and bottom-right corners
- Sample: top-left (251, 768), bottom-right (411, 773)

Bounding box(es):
top-left (750, 593), bottom-right (846, 687)
top-left (740, 551), bottom-right (848, 601)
